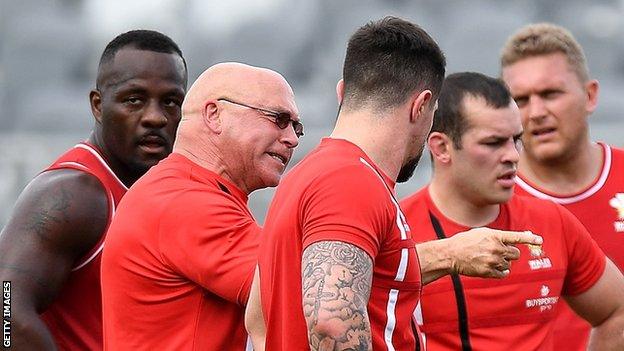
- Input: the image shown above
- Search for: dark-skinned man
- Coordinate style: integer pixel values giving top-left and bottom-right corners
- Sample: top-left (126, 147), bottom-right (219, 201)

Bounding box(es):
top-left (0, 30), bottom-right (187, 350)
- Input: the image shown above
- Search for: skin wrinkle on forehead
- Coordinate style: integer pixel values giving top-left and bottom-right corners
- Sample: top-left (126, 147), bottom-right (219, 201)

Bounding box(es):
top-left (181, 62), bottom-right (297, 120)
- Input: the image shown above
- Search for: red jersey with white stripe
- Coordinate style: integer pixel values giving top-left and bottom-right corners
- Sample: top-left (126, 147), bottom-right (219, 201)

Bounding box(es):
top-left (401, 187), bottom-right (605, 351)
top-left (514, 142), bottom-right (624, 350)
top-left (258, 138), bottom-right (423, 351)
top-left (101, 153), bottom-right (257, 350)
top-left (40, 142), bottom-right (127, 351)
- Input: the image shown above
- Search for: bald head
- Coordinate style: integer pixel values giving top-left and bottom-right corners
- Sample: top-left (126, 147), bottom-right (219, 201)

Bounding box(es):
top-left (181, 62), bottom-right (294, 120)
top-left (173, 62), bottom-right (300, 194)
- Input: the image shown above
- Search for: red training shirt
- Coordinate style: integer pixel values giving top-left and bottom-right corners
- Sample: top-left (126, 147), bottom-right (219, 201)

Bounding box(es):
top-left (40, 142), bottom-right (127, 351)
top-left (101, 153), bottom-right (258, 350)
top-left (258, 138), bottom-right (423, 351)
top-left (401, 187), bottom-right (606, 351)
top-left (515, 142), bottom-right (624, 350)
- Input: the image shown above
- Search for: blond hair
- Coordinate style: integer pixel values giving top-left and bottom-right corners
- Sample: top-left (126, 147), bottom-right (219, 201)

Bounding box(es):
top-left (501, 23), bottom-right (589, 82)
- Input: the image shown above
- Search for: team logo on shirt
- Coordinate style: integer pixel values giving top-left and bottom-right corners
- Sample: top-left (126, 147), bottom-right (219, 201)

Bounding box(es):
top-left (525, 284), bottom-right (558, 312)
top-left (609, 193), bottom-right (624, 232)
top-left (527, 244), bottom-right (551, 270)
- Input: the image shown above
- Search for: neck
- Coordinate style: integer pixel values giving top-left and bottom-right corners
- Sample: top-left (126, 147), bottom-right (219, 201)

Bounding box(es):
top-left (174, 134), bottom-right (251, 195)
top-left (519, 140), bottom-right (602, 195)
top-left (429, 176), bottom-right (500, 227)
top-left (88, 132), bottom-right (140, 188)
top-left (330, 109), bottom-right (408, 182)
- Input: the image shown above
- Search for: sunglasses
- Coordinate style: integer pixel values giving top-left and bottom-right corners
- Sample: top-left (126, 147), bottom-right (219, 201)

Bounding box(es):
top-left (217, 98), bottom-right (304, 138)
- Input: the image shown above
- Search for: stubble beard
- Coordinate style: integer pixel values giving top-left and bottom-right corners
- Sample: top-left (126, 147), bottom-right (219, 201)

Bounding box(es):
top-left (396, 144), bottom-right (425, 183)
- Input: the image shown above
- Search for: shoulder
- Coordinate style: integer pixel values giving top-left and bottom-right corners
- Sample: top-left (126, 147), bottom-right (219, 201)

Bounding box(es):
top-left (164, 179), bottom-right (251, 226)
top-left (607, 143), bottom-right (624, 155)
top-left (306, 162), bottom-right (391, 205)
top-left (607, 143), bottom-right (624, 166)
top-left (399, 186), bottom-right (429, 212)
top-left (2, 168), bottom-right (109, 259)
top-left (23, 168), bottom-right (109, 222)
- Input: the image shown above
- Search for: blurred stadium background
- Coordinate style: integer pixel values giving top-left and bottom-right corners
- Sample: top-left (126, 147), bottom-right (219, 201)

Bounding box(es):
top-left (1, 0), bottom-right (623, 225)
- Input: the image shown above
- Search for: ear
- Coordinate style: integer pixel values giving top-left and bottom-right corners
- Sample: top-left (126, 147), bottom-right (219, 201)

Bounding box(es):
top-left (410, 89), bottom-right (433, 123)
top-left (336, 79), bottom-right (345, 105)
top-left (584, 79), bottom-right (599, 115)
top-left (89, 90), bottom-right (103, 124)
top-left (428, 131), bottom-right (452, 165)
top-left (203, 101), bottom-right (222, 134)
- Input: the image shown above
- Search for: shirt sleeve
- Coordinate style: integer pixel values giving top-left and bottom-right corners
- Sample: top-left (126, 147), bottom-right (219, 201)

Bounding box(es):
top-left (301, 164), bottom-right (392, 259)
top-left (559, 204), bottom-right (607, 296)
top-left (159, 188), bottom-right (260, 306)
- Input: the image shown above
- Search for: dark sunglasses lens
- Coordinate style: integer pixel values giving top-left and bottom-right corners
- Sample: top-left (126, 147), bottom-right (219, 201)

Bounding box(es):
top-left (275, 113), bottom-right (303, 137)
top-left (293, 122), bottom-right (304, 137)
top-left (276, 113), bottom-right (291, 129)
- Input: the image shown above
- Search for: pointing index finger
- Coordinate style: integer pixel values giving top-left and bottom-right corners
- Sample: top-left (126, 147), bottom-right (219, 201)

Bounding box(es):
top-left (499, 230), bottom-right (543, 245)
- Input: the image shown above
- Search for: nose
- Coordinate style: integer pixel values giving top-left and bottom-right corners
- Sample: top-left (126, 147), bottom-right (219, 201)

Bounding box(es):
top-left (280, 122), bottom-right (299, 149)
top-left (502, 139), bottom-right (521, 164)
top-left (526, 95), bottom-right (547, 121)
top-left (140, 101), bottom-right (168, 128)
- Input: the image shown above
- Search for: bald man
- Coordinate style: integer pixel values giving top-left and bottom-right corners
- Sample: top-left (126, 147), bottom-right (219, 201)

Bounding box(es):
top-left (100, 62), bottom-right (301, 350)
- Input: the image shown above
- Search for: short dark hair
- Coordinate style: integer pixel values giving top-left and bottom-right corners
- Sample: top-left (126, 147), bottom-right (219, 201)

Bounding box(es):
top-left (432, 72), bottom-right (512, 148)
top-left (342, 16), bottom-right (446, 112)
top-left (96, 29), bottom-right (186, 88)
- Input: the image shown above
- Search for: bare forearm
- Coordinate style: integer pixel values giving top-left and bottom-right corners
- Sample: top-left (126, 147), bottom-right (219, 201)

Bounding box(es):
top-left (245, 268), bottom-right (265, 351)
top-left (302, 241), bottom-right (373, 350)
top-left (568, 259), bottom-right (624, 350)
top-left (306, 313), bottom-right (372, 351)
top-left (588, 307), bottom-right (624, 351)
top-left (416, 228), bottom-right (542, 282)
top-left (416, 240), bottom-right (454, 285)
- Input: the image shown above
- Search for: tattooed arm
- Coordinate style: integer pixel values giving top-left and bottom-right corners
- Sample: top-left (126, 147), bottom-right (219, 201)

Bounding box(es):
top-left (301, 241), bottom-right (373, 351)
top-left (0, 170), bottom-right (108, 350)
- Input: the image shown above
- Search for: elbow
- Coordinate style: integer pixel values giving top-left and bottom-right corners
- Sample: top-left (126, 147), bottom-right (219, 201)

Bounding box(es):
top-left (9, 306), bottom-right (39, 335)
top-left (244, 307), bottom-right (260, 336)
top-left (592, 305), bottom-right (624, 328)
top-left (305, 311), bottom-right (371, 348)
top-left (6, 309), bottom-right (57, 350)
top-left (244, 303), bottom-right (266, 351)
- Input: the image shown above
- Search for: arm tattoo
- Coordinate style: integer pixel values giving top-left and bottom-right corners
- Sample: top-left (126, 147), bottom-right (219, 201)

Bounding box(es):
top-left (23, 185), bottom-right (73, 242)
top-left (302, 241), bottom-right (373, 351)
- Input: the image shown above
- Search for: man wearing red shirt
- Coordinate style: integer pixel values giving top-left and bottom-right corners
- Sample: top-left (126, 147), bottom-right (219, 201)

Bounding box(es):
top-left (100, 62), bottom-right (301, 350)
top-left (401, 72), bottom-right (624, 350)
top-left (0, 30), bottom-right (187, 350)
top-left (501, 23), bottom-right (624, 349)
top-left (251, 17), bottom-right (543, 351)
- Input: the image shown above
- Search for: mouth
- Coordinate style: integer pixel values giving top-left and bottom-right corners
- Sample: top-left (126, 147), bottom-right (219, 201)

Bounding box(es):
top-left (137, 134), bottom-right (168, 154)
top-left (267, 152), bottom-right (289, 167)
top-left (497, 170), bottom-right (517, 188)
top-left (531, 127), bottom-right (556, 138)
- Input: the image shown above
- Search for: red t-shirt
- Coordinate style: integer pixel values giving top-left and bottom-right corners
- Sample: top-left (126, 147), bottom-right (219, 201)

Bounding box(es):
top-left (40, 142), bottom-right (127, 351)
top-left (101, 153), bottom-right (258, 350)
top-left (515, 142), bottom-right (624, 349)
top-left (258, 138), bottom-right (423, 351)
top-left (400, 187), bottom-right (606, 351)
